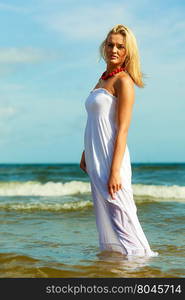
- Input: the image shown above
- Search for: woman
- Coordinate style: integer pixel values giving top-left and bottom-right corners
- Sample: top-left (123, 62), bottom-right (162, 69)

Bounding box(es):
top-left (80, 24), bottom-right (158, 257)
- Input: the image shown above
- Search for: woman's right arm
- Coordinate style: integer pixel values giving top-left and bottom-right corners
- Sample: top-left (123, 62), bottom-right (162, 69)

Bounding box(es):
top-left (80, 150), bottom-right (87, 173)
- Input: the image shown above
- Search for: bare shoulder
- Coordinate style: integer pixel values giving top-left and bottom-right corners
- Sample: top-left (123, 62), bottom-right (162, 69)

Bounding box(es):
top-left (114, 71), bottom-right (134, 94)
top-left (93, 78), bottom-right (102, 90)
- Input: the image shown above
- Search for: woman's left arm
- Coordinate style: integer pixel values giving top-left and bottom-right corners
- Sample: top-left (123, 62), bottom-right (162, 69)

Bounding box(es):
top-left (108, 75), bottom-right (135, 199)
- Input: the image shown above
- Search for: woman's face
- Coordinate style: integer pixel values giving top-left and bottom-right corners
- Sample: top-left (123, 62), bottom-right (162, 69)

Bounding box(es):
top-left (105, 33), bottom-right (126, 67)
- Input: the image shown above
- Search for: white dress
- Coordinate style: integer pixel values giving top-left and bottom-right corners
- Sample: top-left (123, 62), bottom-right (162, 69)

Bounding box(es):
top-left (84, 88), bottom-right (158, 257)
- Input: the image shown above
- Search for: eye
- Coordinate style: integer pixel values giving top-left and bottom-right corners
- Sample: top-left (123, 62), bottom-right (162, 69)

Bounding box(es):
top-left (107, 43), bottom-right (113, 47)
top-left (118, 45), bottom-right (125, 49)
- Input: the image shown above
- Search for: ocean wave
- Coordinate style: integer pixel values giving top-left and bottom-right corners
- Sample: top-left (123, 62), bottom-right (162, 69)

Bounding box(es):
top-left (0, 181), bottom-right (184, 200)
top-left (132, 184), bottom-right (185, 200)
top-left (0, 181), bottom-right (90, 196)
top-left (0, 200), bottom-right (93, 212)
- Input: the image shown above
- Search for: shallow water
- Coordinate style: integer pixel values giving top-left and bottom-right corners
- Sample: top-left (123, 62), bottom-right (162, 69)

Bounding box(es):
top-left (0, 163), bottom-right (184, 278)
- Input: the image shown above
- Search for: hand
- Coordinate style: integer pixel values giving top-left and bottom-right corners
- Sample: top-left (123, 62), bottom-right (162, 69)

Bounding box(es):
top-left (80, 151), bottom-right (87, 173)
top-left (108, 171), bottom-right (122, 200)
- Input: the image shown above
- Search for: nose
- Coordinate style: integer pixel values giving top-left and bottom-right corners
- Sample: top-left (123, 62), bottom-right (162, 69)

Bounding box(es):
top-left (112, 45), bottom-right (117, 53)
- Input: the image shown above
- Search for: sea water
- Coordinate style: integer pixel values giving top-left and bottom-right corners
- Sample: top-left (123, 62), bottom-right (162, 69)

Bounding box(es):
top-left (0, 163), bottom-right (184, 278)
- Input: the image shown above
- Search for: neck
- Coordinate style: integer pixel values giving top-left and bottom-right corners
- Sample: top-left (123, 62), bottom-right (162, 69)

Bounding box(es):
top-left (106, 64), bottom-right (123, 74)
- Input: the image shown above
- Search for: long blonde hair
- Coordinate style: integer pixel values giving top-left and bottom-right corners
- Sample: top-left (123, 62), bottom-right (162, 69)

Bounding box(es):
top-left (99, 24), bottom-right (144, 88)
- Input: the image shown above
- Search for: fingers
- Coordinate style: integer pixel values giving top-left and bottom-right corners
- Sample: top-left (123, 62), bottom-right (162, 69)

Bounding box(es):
top-left (81, 166), bottom-right (87, 173)
top-left (108, 185), bottom-right (116, 200)
top-left (80, 163), bottom-right (87, 173)
top-left (109, 188), bottom-right (115, 200)
top-left (80, 159), bottom-right (86, 170)
top-left (108, 184), bottom-right (123, 200)
top-left (119, 183), bottom-right (122, 189)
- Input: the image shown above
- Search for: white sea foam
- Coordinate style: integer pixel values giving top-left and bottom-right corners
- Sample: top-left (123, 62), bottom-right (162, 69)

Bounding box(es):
top-left (0, 181), bottom-right (184, 200)
top-left (0, 200), bottom-right (93, 212)
top-left (0, 181), bottom-right (90, 196)
top-left (132, 184), bottom-right (185, 200)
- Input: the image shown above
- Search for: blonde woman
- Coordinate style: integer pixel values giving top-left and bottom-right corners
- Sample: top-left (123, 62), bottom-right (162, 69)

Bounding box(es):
top-left (80, 24), bottom-right (158, 257)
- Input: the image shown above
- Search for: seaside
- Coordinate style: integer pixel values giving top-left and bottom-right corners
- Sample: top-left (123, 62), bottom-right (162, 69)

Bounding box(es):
top-left (0, 163), bottom-right (185, 278)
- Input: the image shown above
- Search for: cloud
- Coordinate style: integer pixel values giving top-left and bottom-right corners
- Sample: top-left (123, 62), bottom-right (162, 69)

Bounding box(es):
top-left (0, 47), bottom-right (59, 64)
top-left (35, 1), bottom-right (185, 73)
top-left (34, 0), bottom-right (185, 69)
top-left (0, 2), bottom-right (28, 13)
top-left (36, 3), bottom-right (130, 39)
top-left (0, 105), bottom-right (18, 138)
top-left (0, 106), bottom-right (17, 118)
top-left (0, 83), bottom-right (25, 91)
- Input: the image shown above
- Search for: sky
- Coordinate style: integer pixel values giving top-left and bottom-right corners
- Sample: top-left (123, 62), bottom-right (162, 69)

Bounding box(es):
top-left (0, 0), bottom-right (184, 163)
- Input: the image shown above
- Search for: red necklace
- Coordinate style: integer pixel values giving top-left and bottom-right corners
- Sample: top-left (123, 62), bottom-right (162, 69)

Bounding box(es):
top-left (101, 67), bottom-right (125, 80)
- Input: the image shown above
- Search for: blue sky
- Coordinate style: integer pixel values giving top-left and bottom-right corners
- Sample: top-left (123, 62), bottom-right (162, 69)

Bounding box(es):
top-left (0, 0), bottom-right (184, 163)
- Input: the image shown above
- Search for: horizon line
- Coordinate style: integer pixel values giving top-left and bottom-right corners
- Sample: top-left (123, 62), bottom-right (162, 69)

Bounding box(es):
top-left (0, 161), bottom-right (185, 165)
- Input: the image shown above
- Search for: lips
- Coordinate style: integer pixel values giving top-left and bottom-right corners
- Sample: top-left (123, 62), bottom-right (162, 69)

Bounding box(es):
top-left (110, 56), bottom-right (118, 59)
